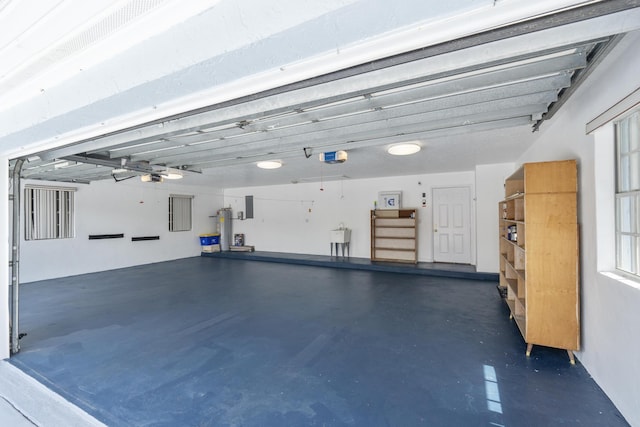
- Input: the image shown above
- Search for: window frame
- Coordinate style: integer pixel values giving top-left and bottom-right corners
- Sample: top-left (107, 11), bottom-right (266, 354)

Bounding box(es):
top-left (168, 194), bottom-right (193, 232)
top-left (614, 109), bottom-right (640, 278)
top-left (24, 185), bottom-right (76, 241)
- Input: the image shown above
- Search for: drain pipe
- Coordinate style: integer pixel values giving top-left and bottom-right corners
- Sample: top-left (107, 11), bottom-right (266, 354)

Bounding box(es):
top-left (10, 158), bottom-right (24, 354)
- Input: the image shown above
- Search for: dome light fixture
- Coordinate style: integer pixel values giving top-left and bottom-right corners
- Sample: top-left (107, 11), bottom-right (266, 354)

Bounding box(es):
top-left (160, 168), bottom-right (183, 179)
top-left (387, 142), bottom-right (421, 156)
top-left (257, 160), bottom-right (282, 169)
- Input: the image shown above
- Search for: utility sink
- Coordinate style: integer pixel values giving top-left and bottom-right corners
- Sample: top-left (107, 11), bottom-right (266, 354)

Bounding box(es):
top-left (330, 228), bottom-right (351, 257)
top-left (330, 228), bottom-right (351, 243)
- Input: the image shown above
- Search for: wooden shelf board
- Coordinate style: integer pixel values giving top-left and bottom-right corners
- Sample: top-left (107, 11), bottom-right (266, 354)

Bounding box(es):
top-left (372, 257), bottom-right (417, 264)
top-left (375, 247), bottom-right (416, 252)
top-left (505, 192), bottom-right (524, 200)
top-left (502, 237), bottom-right (519, 246)
top-left (502, 219), bottom-right (526, 224)
top-left (504, 258), bottom-right (517, 269)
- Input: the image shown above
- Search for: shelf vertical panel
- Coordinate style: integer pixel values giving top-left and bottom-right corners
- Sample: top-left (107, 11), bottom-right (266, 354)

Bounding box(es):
top-left (514, 198), bottom-right (525, 221)
top-left (524, 160), bottom-right (577, 194)
top-left (525, 193), bottom-right (577, 225)
top-left (525, 220), bottom-right (579, 350)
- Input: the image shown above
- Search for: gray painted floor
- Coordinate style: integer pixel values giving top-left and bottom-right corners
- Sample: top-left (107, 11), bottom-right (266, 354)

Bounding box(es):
top-left (8, 257), bottom-right (631, 426)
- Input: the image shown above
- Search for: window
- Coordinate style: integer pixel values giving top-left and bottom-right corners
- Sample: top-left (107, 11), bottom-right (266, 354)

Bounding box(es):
top-left (615, 109), bottom-right (640, 277)
top-left (169, 194), bottom-right (193, 231)
top-left (24, 186), bottom-right (76, 240)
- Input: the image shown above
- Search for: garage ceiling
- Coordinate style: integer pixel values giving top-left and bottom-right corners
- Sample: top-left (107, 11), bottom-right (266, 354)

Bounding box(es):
top-left (3, 0), bottom-right (640, 187)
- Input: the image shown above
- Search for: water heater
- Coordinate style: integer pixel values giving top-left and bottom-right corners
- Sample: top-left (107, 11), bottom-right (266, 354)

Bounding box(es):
top-left (217, 208), bottom-right (233, 251)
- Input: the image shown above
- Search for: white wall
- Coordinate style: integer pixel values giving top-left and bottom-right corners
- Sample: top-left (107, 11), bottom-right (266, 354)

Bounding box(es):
top-left (475, 163), bottom-right (515, 273)
top-left (516, 31), bottom-right (640, 426)
top-left (19, 179), bottom-right (224, 283)
top-left (224, 171), bottom-right (478, 263)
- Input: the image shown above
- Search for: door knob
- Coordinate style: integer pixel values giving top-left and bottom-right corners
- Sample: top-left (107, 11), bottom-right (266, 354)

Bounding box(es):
top-left (434, 228), bottom-right (438, 232)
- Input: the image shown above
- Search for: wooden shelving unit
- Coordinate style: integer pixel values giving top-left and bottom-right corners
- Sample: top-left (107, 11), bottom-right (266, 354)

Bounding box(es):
top-left (498, 160), bottom-right (580, 363)
top-left (371, 209), bottom-right (417, 264)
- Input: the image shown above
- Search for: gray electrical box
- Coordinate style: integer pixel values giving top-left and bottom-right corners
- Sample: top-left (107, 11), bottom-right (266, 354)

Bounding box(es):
top-left (245, 195), bottom-right (254, 219)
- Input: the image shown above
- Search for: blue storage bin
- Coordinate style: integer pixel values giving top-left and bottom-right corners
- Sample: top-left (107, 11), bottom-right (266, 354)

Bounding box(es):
top-left (199, 234), bottom-right (220, 245)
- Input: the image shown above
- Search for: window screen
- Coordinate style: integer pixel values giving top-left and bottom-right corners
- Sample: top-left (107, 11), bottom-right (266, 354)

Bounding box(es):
top-left (169, 194), bottom-right (193, 232)
top-left (25, 186), bottom-right (76, 240)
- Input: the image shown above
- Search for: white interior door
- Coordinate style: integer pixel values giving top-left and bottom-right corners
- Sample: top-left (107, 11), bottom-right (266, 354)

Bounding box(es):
top-left (433, 187), bottom-right (471, 264)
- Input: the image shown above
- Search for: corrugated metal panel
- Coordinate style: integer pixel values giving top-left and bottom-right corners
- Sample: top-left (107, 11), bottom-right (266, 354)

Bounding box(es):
top-left (11, 2), bottom-right (634, 183)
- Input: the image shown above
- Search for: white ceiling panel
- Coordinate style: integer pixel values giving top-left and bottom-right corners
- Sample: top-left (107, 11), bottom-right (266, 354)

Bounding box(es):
top-left (4, 1), bottom-right (640, 187)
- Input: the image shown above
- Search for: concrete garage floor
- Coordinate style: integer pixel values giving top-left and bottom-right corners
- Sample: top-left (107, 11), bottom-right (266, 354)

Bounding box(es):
top-left (8, 257), bottom-right (630, 426)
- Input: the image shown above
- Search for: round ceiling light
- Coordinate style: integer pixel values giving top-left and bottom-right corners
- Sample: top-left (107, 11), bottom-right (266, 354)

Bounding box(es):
top-left (256, 160), bottom-right (282, 169)
top-left (161, 168), bottom-right (184, 179)
top-left (387, 143), bottom-right (421, 156)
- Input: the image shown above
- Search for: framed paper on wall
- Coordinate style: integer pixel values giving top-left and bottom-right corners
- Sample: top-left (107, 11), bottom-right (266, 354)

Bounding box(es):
top-left (378, 191), bottom-right (402, 209)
